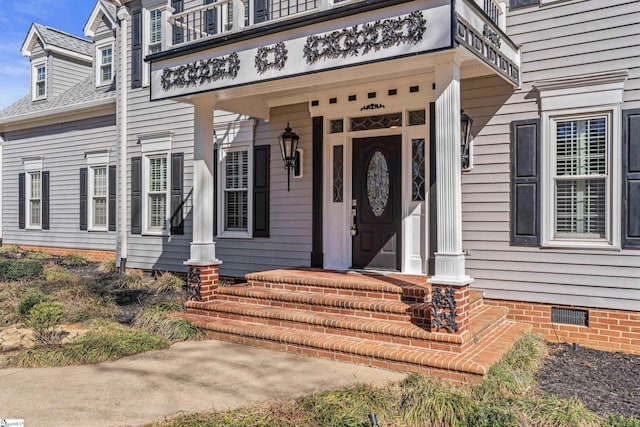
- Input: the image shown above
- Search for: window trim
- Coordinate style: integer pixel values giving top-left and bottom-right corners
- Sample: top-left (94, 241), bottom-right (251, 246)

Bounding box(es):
top-left (541, 106), bottom-right (621, 249)
top-left (142, 4), bottom-right (168, 87)
top-left (32, 59), bottom-right (47, 101)
top-left (27, 171), bottom-right (42, 229)
top-left (215, 120), bottom-right (256, 239)
top-left (89, 165), bottom-right (109, 231)
top-left (96, 40), bottom-right (114, 87)
top-left (141, 151), bottom-right (171, 236)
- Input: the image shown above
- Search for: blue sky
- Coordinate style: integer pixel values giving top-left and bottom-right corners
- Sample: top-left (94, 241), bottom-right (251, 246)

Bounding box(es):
top-left (0, 0), bottom-right (96, 110)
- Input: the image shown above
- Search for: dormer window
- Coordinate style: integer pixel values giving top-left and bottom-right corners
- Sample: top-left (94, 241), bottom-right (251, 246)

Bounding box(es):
top-left (97, 42), bottom-right (114, 86)
top-left (32, 61), bottom-right (46, 100)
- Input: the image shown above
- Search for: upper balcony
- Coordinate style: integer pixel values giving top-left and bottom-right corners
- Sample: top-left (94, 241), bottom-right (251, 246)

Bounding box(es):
top-left (149, 0), bottom-right (518, 108)
top-left (167, 0), bottom-right (506, 47)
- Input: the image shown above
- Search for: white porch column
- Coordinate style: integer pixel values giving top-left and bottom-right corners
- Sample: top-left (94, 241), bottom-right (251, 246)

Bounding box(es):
top-left (429, 55), bottom-right (473, 286)
top-left (187, 100), bottom-right (221, 265)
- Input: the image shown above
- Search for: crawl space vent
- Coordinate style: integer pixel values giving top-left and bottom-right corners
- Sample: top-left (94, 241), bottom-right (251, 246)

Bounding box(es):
top-left (551, 307), bottom-right (588, 327)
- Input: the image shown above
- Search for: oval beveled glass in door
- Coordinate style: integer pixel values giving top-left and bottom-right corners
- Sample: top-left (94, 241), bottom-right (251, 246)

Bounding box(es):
top-left (366, 150), bottom-right (390, 217)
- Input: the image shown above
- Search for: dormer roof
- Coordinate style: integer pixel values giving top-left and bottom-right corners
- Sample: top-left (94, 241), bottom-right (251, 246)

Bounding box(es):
top-left (21, 23), bottom-right (93, 62)
top-left (84, 0), bottom-right (118, 38)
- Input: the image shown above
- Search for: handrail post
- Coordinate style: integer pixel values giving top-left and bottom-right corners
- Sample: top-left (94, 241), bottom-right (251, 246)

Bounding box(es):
top-left (161, 5), bottom-right (176, 50)
top-left (319, 0), bottom-right (334, 11)
top-left (232, 0), bottom-right (245, 32)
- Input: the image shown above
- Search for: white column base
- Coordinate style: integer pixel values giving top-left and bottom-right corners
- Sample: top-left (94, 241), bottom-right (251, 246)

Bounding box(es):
top-left (428, 252), bottom-right (473, 286)
top-left (186, 242), bottom-right (222, 266)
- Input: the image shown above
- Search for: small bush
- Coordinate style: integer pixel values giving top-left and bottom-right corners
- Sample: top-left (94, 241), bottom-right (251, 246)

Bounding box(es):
top-left (60, 253), bottom-right (89, 267)
top-left (5, 320), bottom-right (170, 367)
top-left (134, 301), bottom-right (202, 342)
top-left (153, 272), bottom-right (184, 293)
top-left (27, 302), bottom-right (64, 345)
top-left (602, 414), bottom-right (640, 427)
top-left (44, 264), bottom-right (74, 282)
top-left (26, 251), bottom-right (50, 261)
top-left (0, 259), bottom-right (44, 281)
top-left (17, 292), bottom-right (47, 317)
top-left (0, 245), bottom-right (24, 256)
top-left (99, 258), bottom-right (118, 273)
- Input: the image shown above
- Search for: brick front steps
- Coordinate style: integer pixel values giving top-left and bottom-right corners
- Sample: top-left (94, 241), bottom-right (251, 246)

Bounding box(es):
top-left (182, 268), bottom-right (531, 381)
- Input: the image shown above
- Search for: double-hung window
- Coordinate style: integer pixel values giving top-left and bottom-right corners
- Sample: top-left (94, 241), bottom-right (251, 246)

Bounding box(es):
top-left (552, 115), bottom-right (608, 240)
top-left (33, 61), bottom-right (46, 100)
top-left (148, 8), bottom-right (162, 54)
top-left (147, 154), bottom-right (168, 231)
top-left (97, 43), bottom-right (114, 86)
top-left (91, 166), bottom-right (108, 229)
top-left (28, 171), bottom-right (42, 227)
top-left (216, 119), bottom-right (256, 238)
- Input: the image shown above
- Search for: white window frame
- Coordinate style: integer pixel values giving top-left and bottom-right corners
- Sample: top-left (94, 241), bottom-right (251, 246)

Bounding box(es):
top-left (215, 119), bottom-right (255, 239)
top-left (24, 158), bottom-right (43, 229)
top-left (142, 0), bottom-right (169, 87)
top-left (32, 59), bottom-right (47, 101)
top-left (96, 40), bottom-right (114, 87)
top-left (542, 107), bottom-right (621, 249)
top-left (86, 151), bottom-right (110, 231)
top-left (139, 131), bottom-right (172, 236)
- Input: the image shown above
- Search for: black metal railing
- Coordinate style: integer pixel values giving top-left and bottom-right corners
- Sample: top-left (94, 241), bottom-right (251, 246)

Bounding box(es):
top-left (483, 0), bottom-right (500, 27)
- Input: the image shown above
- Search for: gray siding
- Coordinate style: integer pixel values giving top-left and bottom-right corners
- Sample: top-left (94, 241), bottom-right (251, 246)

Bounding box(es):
top-left (3, 115), bottom-right (117, 251)
top-left (461, 0), bottom-right (640, 311)
top-left (50, 54), bottom-right (92, 98)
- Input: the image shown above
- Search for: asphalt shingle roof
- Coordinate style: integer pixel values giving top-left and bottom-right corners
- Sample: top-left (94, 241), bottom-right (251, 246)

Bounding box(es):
top-left (34, 24), bottom-right (93, 58)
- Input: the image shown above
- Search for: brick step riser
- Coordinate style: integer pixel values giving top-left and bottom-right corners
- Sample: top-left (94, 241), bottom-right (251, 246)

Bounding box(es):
top-left (202, 329), bottom-right (483, 383)
top-left (247, 281), bottom-right (429, 303)
top-left (214, 294), bottom-right (414, 322)
top-left (187, 309), bottom-right (468, 352)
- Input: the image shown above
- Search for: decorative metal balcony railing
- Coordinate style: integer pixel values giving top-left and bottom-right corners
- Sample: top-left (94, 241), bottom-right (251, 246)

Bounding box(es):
top-left (167, 0), bottom-right (505, 48)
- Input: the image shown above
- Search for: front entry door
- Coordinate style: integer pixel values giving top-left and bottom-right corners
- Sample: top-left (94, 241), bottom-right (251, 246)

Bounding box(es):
top-left (352, 135), bottom-right (402, 270)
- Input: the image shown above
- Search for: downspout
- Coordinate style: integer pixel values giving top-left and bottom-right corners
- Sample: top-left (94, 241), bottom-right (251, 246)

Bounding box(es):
top-left (117, 5), bottom-right (130, 272)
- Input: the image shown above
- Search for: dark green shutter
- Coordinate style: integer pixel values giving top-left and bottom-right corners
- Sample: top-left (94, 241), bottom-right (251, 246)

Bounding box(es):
top-left (253, 145), bottom-right (270, 237)
top-left (623, 109), bottom-right (640, 248)
top-left (109, 165), bottom-right (117, 232)
top-left (42, 171), bottom-right (50, 230)
top-left (510, 119), bottom-right (540, 246)
top-left (311, 116), bottom-right (323, 267)
top-left (172, 0), bottom-right (184, 44)
top-left (80, 168), bottom-right (88, 231)
top-left (18, 173), bottom-right (25, 230)
top-left (204, 0), bottom-right (218, 34)
top-left (254, 0), bottom-right (268, 23)
top-left (170, 153), bottom-right (184, 235)
top-left (131, 10), bottom-right (143, 89)
top-left (131, 157), bottom-right (142, 234)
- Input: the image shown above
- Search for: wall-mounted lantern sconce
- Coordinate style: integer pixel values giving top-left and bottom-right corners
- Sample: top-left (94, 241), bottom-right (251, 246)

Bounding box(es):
top-left (279, 122), bottom-right (300, 191)
top-left (461, 110), bottom-right (473, 172)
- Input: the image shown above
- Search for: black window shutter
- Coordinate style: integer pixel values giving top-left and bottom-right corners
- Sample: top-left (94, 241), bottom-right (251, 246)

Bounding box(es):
top-left (18, 173), bottom-right (25, 230)
top-left (254, 0), bottom-right (268, 23)
top-left (131, 157), bottom-right (142, 234)
top-left (170, 152), bottom-right (184, 235)
top-left (623, 109), bottom-right (640, 248)
top-left (80, 168), bottom-right (88, 231)
top-left (42, 171), bottom-right (50, 230)
top-left (204, 0), bottom-right (218, 34)
top-left (172, 0), bottom-right (184, 44)
top-left (109, 165), bottom-right (117, 232)
top-left (510, 119), bottom-right (540, 246)
top-left (131, 10), bottom-right (143, 89)
top-left (253, 145), bottom-right (270, 237)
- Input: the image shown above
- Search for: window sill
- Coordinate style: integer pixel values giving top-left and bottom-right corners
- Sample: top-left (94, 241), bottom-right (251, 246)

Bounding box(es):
top-left (542, 240), bottom-right (620, 251)
top-left (25, 226), bottom-right (42, 231)
top-left (88, 228), bottom-right (109, 232)
top-left (96, 81), bottom-right (113, 88)
top-left (142, 229), bottom-right (170, 237)
top-left (217, 231), bottom-right (252, 239)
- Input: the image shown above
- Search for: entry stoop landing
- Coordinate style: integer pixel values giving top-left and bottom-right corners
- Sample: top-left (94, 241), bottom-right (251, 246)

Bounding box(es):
top-left (182, 268), bottom-right (531, 382)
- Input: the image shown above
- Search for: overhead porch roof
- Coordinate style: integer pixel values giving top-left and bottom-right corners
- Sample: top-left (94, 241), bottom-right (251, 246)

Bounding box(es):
top-left (148, 0), bottom-right (520, 117)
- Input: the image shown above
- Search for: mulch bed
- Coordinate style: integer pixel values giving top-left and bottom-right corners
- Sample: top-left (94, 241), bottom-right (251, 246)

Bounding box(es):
top-left (536, 342), bottom-right (640, 419)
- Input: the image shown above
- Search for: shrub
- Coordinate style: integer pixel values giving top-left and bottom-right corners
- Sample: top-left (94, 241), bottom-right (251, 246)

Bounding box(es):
top-left (26, 251), bottom-right (50, 261)
top-left (26, 302), bottom-right (64, 345)
top-left (60, 253), bottom-right (89, 267)
top-left (115, 270), bottom-right (153, 289)
top-left (17, 292), bottom-right (47, 317)
top-left (153, 272), bottom-right (185, 293)
top-left (602, 414), bottom-right (640, 427)
top-left (0, 259), bottom-right (44, 281)
top-left (134, 301), bottom-right (202, 342)
top-left (98, 258), bottom-right (118, 273)
top-left (44, 264), bottom-right (74, 282)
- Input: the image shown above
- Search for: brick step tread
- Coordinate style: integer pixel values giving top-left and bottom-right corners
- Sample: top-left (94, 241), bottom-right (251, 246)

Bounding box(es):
top-left (246, 269), bottom-right (430, 295)
top-left (468, 290), bottom-right (484, 305)
top-left (217, 285), bottom-right (413, 315)
top-left (186, 300), bottom-right (508, 346)
top-left (184, 314), bottom-right (531, 376)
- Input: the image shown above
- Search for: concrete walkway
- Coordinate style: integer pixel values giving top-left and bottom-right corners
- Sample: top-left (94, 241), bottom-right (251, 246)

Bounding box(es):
top-left (0, 340), bottom-right (406, 427)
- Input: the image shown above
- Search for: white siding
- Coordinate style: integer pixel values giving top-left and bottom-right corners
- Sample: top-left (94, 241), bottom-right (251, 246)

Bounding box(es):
top-left (2, 115), bottom-right (117, 251)
top-left (461, 0), bottom-right (640, 311)
top-left (50, 54), bottom-right (92, 98)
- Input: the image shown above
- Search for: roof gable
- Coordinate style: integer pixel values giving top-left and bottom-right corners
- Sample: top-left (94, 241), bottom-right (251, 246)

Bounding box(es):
top-left (21, 23), bottom-right (93, 62)
top-left (84, 0), bottom-right (118, 38)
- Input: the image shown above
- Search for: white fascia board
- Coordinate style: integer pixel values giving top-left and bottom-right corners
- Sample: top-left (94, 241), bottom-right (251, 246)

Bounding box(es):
top-left (47, 46), bottom-right (93, 63)
top-left (0, 98), bottom-right (115, 130)
top-left (84, 0), bottom-right (118, 38)
top-left (21, 24), bottom-right (41, 57)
